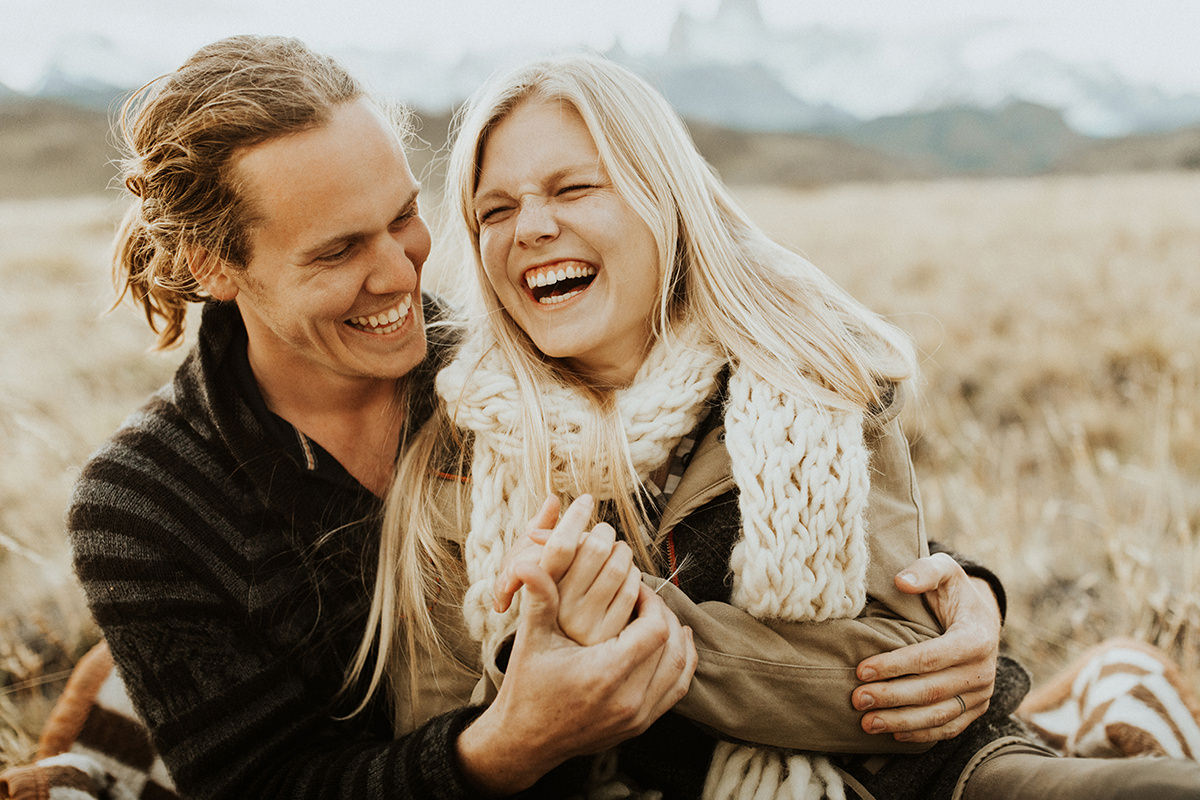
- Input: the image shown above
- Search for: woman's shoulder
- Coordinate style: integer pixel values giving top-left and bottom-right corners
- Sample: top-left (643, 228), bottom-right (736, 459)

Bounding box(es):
top-left (867, 381), bottom-right (904, 427)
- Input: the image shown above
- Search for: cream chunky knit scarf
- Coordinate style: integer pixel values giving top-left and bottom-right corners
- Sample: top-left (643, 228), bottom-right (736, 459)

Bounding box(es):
top-left (436, 325), bottom-right (871, 800)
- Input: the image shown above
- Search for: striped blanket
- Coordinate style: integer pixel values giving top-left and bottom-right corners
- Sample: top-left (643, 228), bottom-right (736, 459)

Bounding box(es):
top-left (0, 643), bottom-right (176, 800)
top-left (1017, 637), bottom-right (1200, 760)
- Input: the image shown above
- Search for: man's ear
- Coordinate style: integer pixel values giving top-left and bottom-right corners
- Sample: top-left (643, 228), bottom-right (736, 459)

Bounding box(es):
top-left (187, 246), bottom-right (239, 302)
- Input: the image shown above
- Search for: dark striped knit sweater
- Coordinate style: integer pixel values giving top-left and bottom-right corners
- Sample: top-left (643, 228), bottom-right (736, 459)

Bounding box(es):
top-left (68, 299), bottom-right (483, 799)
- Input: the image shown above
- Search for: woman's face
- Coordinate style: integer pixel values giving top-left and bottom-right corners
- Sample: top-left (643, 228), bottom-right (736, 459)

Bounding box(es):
top-left (472, 98), bottom-right (660, 386)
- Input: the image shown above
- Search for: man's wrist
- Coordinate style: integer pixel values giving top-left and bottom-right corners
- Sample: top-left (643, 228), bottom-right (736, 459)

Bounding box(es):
top-left (456, 703), bottom-right (552, 796)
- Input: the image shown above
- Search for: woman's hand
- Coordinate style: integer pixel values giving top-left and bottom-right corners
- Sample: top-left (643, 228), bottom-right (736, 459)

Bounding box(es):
top-left (553, 522), bottom-right (642, 645)
top-left (494, 494), bottom-right (594, 612)
top-left (852, 553), bottom-right (1002, 742)
top-left (493, 495), bottom-right (566, 613)
top-left (493, 494), bottom-right (643, 646)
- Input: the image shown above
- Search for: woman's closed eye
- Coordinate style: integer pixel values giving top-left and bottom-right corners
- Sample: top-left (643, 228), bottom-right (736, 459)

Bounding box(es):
top-left (476, 184), bottom-right (594, 226)
top-left (477, 204), bottom-right (514, 225)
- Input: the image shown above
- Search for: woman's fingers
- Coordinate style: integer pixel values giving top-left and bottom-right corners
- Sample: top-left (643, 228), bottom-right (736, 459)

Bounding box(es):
top-left (539, 494), bottom-right (595, 582)
top-left (556, 521), bottom-right (617, 601)
top-left (494, 543), bottom-right (544, 611)
top-left (560, 541), bottom-right (640, 644)
top-left (529, 494), bottom-right (561, 532)
top-left (559, 528), bottom-right (640, 645)
top-left (494, 494), bottom-right (572, 612)
top-left (599, 564), bottom-right (644, 638)
top-left (510, 495), bottom-right (648, 648)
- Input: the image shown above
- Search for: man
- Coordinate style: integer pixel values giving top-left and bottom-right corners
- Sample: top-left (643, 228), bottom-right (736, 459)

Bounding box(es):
top-left (66, 34), bottom-right (1005, 799)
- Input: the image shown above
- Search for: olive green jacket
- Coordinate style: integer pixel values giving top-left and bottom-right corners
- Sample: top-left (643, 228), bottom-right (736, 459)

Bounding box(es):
top-left (419, 404), bottom-right (944, 756)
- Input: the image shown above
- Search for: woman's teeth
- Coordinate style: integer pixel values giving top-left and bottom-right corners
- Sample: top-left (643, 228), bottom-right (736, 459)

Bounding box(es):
top-left (347, 294), bottom-right (412, 334)
top-left (524, 262), bottom-right (597, 304)
top-left (539, 288), bottom-right (586, 304)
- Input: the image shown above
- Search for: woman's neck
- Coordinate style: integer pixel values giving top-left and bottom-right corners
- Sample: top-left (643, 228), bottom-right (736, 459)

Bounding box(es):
top-left (566, 350), bottom-right (649, 389)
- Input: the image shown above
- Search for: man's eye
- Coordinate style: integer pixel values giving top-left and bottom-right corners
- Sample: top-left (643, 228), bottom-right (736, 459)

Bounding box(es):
top-left (317, 244), bottom-right (353, 263)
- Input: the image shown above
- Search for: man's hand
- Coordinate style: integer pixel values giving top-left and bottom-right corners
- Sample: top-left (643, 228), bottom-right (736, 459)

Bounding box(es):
top-left (459, 561), bottom-right (697, 794)
top-left (853, 552), bottom-right (1001, 742)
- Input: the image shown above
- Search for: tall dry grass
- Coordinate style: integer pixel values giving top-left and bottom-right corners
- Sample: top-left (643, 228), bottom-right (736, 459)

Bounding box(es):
top-left (0, 196), bottom-right (190, 765)
top-left (737, 171), bottom-right (1200, 684)
top-left (1, 171), bottom-right (1197, 766)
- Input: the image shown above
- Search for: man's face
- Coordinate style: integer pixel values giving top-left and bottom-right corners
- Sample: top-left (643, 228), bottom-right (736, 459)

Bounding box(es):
top-left (213, 98), bottom-right (431, 393)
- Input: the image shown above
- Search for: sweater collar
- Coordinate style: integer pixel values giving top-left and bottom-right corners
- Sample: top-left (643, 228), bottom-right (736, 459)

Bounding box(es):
top-left (177, 297), bottom-right (458, 512)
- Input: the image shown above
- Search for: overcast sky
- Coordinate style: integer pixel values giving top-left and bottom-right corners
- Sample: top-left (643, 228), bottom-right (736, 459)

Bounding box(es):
top-left (3, 0), bottom-right (1198, 93)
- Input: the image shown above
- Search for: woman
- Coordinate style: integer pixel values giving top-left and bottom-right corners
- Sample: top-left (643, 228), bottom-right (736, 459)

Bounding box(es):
top-left (444, 55), bottom-right (991, 800)
top-left (357, 54), bottom-right (978, 798)
top-left (362, 54), bottom-right (1200, 799)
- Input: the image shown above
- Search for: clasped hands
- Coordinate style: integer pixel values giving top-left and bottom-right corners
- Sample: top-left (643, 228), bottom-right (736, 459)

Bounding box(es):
top-left (460, 495), bottom-right (1002, 793)
top-left (457, 495), bottom-right (695, 794)
top-left (500, 494), bottom-right (1002, 739)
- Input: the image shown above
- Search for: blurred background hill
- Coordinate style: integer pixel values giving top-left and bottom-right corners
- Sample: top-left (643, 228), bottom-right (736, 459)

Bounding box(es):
top-left (3, 92), bottom-right (1199, 199)
top-left (0, 98), bottom-right (114, 198)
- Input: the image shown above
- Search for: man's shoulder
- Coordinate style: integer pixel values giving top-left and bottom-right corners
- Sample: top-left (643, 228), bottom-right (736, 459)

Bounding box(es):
top-left (69, 376), bottom-right (241, 530)
top-left (77, 301), bottom-right (258, 495)
top-left (87, 374), bottom-right (219, 463)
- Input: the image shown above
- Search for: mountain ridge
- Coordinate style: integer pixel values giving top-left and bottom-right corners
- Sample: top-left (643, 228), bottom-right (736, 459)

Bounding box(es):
top-left (4, 94), bottom-right (1196, 200)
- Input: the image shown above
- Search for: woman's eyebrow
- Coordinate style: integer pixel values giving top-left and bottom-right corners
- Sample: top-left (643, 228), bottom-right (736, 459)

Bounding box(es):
top-left (473, 165), bottom-right (599, 206)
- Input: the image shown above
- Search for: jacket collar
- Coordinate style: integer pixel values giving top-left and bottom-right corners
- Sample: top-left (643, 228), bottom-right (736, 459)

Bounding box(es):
top-left (657, 422), bottom-right (735, 535)
top-left (655, 375), bottom-right (903, 536)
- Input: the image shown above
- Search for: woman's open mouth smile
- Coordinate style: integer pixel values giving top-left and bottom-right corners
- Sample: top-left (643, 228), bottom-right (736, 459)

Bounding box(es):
top-left (523, 260), bottom-right (597, 305)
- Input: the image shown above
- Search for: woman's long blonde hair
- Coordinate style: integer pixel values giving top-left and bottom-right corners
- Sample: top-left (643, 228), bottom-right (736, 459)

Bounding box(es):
top-left (349, 53), bottom-right (919, 724)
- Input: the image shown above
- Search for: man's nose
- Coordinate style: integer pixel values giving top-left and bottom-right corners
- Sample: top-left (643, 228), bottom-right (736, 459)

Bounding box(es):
top-left (364, 231), bottom-right (420, 295)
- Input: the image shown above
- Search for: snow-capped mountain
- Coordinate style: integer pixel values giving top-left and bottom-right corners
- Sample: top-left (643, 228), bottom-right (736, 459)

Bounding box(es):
top-left (647, 0), bottom-right (1200, 136)
top-left (13, 0), bottom-right (1200, 138)
top-left (32, 33), bottom-right (163, 106)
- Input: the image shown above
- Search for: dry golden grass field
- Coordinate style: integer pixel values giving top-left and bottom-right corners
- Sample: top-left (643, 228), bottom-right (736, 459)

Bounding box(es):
top-left (1, 171), bottom-right (1198, 768)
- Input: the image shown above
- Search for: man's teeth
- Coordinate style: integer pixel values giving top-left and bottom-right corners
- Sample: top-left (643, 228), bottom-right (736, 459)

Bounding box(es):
top-left (348, 295), bottom-right (412, 333)
top-left (524, 262), bottom-right (597, 289)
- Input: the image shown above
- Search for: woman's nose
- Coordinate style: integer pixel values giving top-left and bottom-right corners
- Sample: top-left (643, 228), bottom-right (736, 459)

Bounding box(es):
top-left (514, 198), bottom-right (559, 247)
